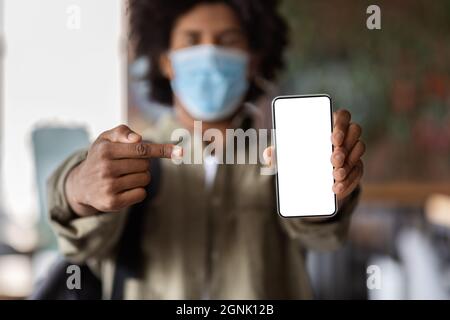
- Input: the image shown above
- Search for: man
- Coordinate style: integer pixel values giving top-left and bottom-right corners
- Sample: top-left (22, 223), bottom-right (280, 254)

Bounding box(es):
top-left (48, 0), bottom-right (365, 299)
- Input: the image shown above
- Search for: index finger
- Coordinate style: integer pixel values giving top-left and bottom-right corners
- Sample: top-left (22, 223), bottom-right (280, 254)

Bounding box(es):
top-left (106, 142), bottom-right (179, 159)
top-left (332, 109), bottom-right (351, 146)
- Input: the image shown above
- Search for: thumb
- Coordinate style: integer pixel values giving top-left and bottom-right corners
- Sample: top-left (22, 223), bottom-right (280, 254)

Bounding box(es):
top-left (99, 124), bottom-right (142, 143)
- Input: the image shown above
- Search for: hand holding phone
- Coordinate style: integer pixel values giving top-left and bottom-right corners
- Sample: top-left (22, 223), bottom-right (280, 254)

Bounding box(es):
top-left (330, 109), bottom-right (365, 202)
top-left (271, 95), bottom-right (365, 218)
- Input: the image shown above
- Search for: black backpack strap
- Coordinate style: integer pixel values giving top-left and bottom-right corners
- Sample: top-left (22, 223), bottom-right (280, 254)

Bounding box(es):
top-left (111, 157), bottom-right (161, 300)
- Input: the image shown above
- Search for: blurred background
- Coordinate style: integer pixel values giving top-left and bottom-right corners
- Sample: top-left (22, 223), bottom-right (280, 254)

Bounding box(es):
top-left (1, 0), bottom-right (449, 299)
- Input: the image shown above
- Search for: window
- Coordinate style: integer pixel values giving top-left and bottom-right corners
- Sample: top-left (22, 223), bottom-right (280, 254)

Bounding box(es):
top-left (1, 0), bottom-right (125, 224)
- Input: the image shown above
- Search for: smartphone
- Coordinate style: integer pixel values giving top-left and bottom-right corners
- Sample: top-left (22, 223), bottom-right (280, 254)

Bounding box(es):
top-left (272, 94), bottom-right (337, 218)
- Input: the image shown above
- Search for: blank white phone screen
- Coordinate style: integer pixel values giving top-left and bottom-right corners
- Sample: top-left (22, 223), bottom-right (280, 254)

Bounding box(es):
top-left (273, 95), bottom-right (336, 217)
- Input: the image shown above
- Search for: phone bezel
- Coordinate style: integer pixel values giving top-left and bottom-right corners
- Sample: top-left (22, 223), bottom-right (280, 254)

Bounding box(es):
top-left (271, 94), bottom-right (338, 218)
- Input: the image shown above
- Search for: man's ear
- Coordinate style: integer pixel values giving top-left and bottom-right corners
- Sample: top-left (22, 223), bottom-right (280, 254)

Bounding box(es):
top-left (159, 53), bottom-right (174, 80)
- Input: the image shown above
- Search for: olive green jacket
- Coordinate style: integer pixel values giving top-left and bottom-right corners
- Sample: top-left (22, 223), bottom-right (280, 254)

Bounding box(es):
top-left (48, 115), bottom-right (359, 299)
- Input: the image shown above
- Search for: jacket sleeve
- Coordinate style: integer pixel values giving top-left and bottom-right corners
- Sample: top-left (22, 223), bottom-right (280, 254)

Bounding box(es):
top-left (279, 186), bottom-right (360, 251)
top-left (47, 149), bottom-right (128, 264)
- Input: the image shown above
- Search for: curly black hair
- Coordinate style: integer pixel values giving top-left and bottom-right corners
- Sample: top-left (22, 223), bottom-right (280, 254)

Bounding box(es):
top-left (129, 0), bottom-right (289, 106)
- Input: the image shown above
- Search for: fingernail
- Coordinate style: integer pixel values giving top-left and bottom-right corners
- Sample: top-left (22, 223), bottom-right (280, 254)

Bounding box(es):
top-left (128, 132), bottom-right (140, 141)
top-left (263, 154), bottom-right (269, 165)
top-left (263, 151), bottom-right (270, 165)
top-left (334, 131), bottom-right (344, 143)
top-left (338, 168), bottom-right (346, 179)
top-left (334, 153), bottom-right (344, 162)
top-left (336, 183), bottom-right (344, 192)
top-left (171, 146), bottom-right (183, 158)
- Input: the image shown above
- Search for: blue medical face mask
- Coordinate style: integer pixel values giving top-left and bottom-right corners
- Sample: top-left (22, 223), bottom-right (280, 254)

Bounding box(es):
top-left (169, 45), bottom-right (249, 122)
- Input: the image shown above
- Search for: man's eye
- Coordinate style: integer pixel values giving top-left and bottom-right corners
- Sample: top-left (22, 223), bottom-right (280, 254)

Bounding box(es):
top-left (183, 35), bottom-right (199, 46)
top-left (220, 36), bottom-right (238, 45)
top-left (219, 34), bottom-right (246, 47)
